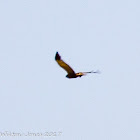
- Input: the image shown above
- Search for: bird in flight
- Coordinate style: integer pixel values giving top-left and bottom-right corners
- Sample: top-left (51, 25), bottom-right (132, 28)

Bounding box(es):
top-left (55, 52), bottom-right (99, 78)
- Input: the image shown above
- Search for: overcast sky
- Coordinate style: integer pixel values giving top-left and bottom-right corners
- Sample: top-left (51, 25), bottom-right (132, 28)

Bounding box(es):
top-left (0, 0), bottom-right (140, 140)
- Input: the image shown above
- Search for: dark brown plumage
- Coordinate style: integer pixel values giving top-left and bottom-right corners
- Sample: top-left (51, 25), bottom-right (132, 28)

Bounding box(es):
top-left (55, 52), bottom-right (99, 78)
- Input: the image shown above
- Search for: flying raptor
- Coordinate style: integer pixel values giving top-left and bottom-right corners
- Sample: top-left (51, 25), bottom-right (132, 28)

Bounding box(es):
top-left (55, 52), bottom-right (99, 78)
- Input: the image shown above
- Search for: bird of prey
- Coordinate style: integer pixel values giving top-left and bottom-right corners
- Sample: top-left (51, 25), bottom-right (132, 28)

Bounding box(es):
top-left (55, 52), bottom-right (99, 78)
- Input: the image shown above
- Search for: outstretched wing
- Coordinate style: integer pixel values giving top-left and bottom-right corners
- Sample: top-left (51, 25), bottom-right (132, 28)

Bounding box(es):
top-left (76, 70), bottom-right (100, 77)
top-left (83, 70), bottom-right (100, 74)
top-left (55, 52), bottom-right (75, 75)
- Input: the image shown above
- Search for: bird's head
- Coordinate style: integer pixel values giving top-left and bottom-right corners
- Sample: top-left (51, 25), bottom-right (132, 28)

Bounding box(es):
top-left (76, 72), bottom-right (83, 77)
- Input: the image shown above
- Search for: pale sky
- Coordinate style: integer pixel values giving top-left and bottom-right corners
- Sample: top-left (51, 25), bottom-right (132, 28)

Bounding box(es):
top-left (0, 0), bottom-right (140, 140)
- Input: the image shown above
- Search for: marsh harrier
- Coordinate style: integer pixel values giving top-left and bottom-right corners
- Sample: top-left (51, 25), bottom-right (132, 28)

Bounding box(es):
top-left (55, 52), bottom-right (99, 78)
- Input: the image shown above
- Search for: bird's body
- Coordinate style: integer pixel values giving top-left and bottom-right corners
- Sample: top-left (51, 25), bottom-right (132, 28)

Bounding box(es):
top-left (55, 52), bottom-right (99, 78)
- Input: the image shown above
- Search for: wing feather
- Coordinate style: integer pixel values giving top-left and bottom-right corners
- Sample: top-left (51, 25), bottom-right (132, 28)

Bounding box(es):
top-left (55, 52), bottom-right (75, 74)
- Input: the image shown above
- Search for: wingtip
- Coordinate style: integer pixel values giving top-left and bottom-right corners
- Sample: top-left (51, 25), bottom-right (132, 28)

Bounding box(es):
top-left (55, 52), bottom-right (61, 60)
top-left (91, 70), bottom-right (101, 74)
